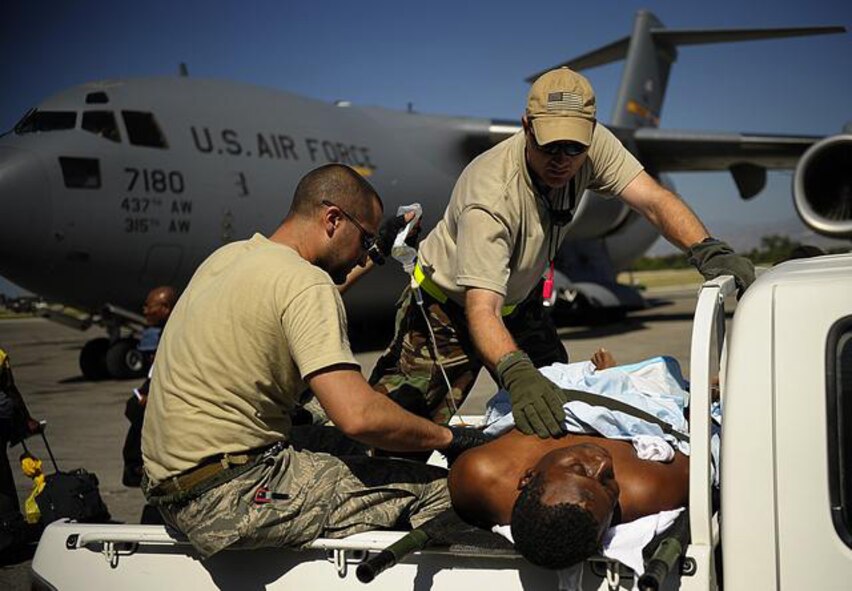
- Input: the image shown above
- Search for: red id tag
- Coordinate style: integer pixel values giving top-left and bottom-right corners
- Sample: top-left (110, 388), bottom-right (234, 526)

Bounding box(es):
top-left (542, 262), bottom-right (556, 307)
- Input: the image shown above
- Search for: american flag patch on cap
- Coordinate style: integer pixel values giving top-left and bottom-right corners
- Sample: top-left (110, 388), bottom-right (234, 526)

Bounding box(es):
top-left (547, 91), bottom-right (583, 112)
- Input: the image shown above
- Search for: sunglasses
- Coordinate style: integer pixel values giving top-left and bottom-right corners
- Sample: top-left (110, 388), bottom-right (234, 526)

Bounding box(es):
top-left (530, 132), bottom-right (588, 157)
top-left (321, 200), bottom-right (385, 265)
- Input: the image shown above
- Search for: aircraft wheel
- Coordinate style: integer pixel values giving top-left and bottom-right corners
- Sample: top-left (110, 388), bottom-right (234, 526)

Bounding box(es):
top-left (105, 338), bottom-right (146, 380)
top-left (79, 338), bottom-right (110, 381)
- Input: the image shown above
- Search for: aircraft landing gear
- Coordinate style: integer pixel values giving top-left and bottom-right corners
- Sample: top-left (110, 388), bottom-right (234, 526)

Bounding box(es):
top-left (79, 338), bottom-right (110, 380)
top-left (79, 337), bottom-right (146, 380)
top-left (105, 338), bottom-right (146, 380)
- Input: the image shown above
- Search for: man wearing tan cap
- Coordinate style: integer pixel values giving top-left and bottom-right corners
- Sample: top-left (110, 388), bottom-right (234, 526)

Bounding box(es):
top-left (370, 68), bottom-right (754, 439)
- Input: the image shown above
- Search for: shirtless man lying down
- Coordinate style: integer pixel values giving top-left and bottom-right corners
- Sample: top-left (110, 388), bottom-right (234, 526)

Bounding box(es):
top-left (448, 350), bottom-right (689, 569)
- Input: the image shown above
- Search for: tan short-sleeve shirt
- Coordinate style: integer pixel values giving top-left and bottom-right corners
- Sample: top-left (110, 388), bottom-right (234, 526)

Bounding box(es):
top-left (417, 124), bottom-right (642, 305)
top-left (142, 234), bottom-right (358, 483)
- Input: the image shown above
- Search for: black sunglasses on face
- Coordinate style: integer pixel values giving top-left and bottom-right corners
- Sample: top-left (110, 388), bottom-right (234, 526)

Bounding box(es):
top-left (321, 200), bottom-right (385, 265)
top-left (530, 132), bottom-right (588, 157)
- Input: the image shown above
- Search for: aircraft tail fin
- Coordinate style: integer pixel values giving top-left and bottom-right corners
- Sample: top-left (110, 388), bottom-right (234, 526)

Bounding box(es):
top-left (525, 11), bottom-right (845, 129)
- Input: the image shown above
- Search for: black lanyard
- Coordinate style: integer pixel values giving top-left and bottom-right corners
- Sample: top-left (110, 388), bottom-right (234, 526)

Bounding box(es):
top-left (544, 177), bottom-right (576, 262)
top-left (540, 177), bottom-right (576, 305)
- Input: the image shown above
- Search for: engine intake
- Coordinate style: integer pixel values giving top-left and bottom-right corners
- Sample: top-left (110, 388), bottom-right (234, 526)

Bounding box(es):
top-left (793, 134), bottom-right (852, 238)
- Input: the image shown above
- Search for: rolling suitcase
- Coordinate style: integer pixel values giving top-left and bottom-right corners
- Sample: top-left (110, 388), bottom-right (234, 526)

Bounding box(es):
top-left (22, 430), bottom-right (111, 524)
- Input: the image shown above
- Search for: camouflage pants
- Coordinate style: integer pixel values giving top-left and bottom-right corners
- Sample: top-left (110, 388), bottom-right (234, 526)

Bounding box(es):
top-left (149, 446), bottom-right (450, 558)
top-left (369, 283), bottom-right (568, 424)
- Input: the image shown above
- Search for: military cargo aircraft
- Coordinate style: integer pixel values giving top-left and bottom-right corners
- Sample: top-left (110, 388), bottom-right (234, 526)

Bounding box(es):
top-left (0, 11), bottom-right (848, 379)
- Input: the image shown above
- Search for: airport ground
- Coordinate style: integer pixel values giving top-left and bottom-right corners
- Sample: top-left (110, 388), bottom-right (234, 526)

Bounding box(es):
top-left (0, 276), bottom-right (722, 589)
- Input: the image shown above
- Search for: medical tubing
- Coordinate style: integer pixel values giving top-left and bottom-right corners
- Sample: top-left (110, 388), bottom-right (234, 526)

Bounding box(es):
top-left (390, 201), bottom-right (460, 420)
top-left (413, 286), bottom-right (460, 419)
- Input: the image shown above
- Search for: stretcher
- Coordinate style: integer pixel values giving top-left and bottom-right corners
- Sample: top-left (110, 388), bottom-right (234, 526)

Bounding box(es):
top-left (30, 276), bottom-right (734, 591)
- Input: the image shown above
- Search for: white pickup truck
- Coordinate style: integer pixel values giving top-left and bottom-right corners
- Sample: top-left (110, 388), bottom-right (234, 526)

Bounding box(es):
top-left (29, 252), bottom-right (852, 590)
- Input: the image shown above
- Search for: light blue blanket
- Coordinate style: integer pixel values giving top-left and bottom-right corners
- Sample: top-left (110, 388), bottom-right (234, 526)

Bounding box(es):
top-left (483, 356), bottom-right (721, 483)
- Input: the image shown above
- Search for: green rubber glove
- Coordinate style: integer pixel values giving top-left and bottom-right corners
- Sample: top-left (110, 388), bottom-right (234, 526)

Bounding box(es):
top-left (496, 351), bottom-right (566, 438)
top-left (687, 237), bottom-right (756, 297)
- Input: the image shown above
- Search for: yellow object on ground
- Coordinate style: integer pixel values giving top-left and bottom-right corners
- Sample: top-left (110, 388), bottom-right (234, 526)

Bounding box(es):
top-left (21, 454), bottom-right (45, 524)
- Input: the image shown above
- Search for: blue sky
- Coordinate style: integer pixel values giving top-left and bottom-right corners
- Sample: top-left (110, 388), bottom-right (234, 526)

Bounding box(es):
top-left (1, 0), bottom-right (850, 292)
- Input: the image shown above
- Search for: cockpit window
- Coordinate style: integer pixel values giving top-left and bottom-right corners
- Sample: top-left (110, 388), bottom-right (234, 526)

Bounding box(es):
top-left (14, 110), bottom-right (77, 134)
top-left (121, 111), bottom-right (168, 148)
top-left (85, 91), bottom-right (109, 104)
top-left (82, 111), bottom-right (121, 143)
top-left (59, 157), bottom-right (101, 189)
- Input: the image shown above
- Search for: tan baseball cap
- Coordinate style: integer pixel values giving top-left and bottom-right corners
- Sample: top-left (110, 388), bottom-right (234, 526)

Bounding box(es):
top-left (526, 67), bottom-right (596, 146)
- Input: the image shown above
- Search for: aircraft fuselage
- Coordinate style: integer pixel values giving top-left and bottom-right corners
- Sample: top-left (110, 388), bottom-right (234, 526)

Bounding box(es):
top-left (0, 78), bottom-right (500, 315)
top-left (0, 77), bottom-right (650, 317)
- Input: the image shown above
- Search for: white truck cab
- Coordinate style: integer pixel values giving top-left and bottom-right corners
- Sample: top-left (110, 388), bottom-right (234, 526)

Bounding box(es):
top-left (29, 253), bottom-right (852, 590)
top-left (721, 253), bottom-right (852, 590)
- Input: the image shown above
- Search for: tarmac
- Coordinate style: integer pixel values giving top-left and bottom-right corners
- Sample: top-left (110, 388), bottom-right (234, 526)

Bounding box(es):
top-left (0, 285), bottom-right (727, 589)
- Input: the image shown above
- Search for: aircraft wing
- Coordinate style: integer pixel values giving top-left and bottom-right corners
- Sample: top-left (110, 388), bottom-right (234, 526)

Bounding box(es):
top-left (624, 128), bottom-right (820, 198)
top-left (630, 128), bottom-right (818, 171)
top-left (489, 124), bottom-right (818, 172)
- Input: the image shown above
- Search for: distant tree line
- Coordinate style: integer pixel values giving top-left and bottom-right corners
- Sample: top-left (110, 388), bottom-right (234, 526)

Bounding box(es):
top-left (632, 234), bottom-right (850, 271)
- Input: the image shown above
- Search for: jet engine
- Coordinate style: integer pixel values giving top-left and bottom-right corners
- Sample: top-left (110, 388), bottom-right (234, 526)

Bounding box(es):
top-left (793, 134), bottom-right (852, 239)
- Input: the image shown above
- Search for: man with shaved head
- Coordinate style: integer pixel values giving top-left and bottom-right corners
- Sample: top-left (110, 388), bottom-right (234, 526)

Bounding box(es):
top-left (141, 164), bottom-right (487, 558)
top-left (142, 286), bottom-right (177, 329)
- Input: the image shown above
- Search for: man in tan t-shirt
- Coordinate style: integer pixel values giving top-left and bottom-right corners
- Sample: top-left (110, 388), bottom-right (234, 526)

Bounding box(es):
top-left (370, 67), bottom-right (754, 437)
top-left (141, 164), bottom-right (489, 558)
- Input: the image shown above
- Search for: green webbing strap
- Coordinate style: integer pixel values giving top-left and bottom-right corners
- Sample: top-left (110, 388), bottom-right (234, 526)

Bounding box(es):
top-left (563, 389), bottom-right (690, 444)
top-left (145, 458), bottom-right (262, 507)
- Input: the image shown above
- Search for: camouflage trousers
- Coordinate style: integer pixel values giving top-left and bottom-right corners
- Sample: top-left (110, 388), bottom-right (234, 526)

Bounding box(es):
top-left (148, 445), bottom-right (450, 559)
top-left (369, 283), bottom-right (568, 424)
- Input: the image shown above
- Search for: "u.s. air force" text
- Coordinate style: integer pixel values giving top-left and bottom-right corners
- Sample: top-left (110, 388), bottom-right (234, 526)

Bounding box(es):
top-left (190, 127), bottom-right (376, 170)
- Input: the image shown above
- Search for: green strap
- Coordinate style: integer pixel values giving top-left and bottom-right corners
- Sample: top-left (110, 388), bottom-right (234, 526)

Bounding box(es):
top-left (563, 389), bottom-right (690, 444)
top-left (145, 458), bottom-right (262, 506)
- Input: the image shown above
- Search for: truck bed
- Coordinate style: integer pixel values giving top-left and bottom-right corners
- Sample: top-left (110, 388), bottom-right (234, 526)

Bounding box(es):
top-left (31, 275), bottom-right (740, 590)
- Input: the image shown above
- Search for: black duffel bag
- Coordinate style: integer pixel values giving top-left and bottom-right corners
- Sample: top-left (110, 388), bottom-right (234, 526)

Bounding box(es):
top-left (23, 430), bottom-right (111, 524)
top-left (37, 468), bottom-right (111, 524)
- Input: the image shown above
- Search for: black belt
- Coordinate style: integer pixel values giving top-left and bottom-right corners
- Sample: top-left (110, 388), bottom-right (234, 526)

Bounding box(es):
top-left (148, 441), bottom-right (287, 504)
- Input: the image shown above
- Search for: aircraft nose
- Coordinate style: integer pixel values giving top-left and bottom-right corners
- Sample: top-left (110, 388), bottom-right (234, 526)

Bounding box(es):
top-left (0, 146), bottom-right (52, 280)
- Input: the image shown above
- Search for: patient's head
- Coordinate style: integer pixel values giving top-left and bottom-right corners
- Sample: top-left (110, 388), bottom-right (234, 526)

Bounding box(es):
top-left (511, 443), bottom-right (620, 569)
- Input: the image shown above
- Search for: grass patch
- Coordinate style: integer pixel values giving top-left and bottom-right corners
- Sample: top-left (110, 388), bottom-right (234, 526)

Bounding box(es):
top-left (617, 268), bottom-right (704, 289)
top-left (0, 309), bottom-right (34, 319)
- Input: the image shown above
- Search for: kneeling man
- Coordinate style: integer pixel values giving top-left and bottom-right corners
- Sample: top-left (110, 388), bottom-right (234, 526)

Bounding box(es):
top-left (142, 164), bottom-right (487, 558)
